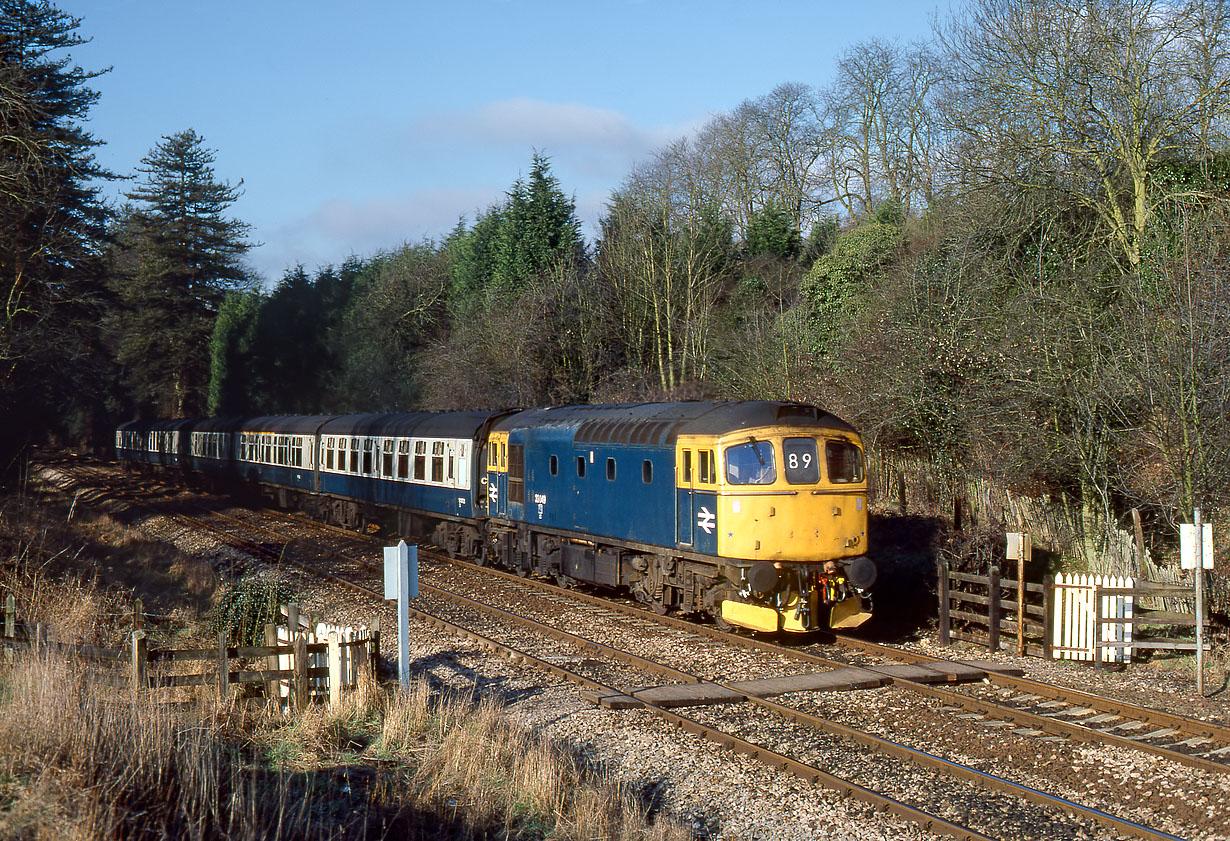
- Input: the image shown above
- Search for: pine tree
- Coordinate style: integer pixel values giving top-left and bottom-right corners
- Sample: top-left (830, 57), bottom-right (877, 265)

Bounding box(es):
top-left (0, 0), bottom-right (114, 455)
top-left (111, 129), bottom-right (254, 416)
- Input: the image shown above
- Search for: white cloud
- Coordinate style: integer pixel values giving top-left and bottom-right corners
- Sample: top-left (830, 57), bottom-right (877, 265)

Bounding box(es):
top-left (412, 97), bottom-right (698, 169)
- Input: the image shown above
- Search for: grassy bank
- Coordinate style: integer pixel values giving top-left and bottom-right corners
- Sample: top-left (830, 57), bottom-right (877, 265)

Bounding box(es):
top-left (0, 480), bottom-right (687, 840)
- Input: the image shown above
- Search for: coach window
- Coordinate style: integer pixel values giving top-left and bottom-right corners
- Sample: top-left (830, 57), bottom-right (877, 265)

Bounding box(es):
top-left (382, 439), bottom-right (394, 477)
top-left (606, 457), bottom-right (616, 481)
top-left (413, 441), bottom-right (425, 480)
top-left (347, 438), bottom-right (358, 473)
top-left (324, 438), bottom-right (334, 470)
top-left (549, 455), bottom-right (558, 476)
top-left (361, 439), bottom-right (373, 475)
top-left (448, 449), bottom-right (455, 482)
top-left (431, 441), bottom-right (445, 483)
top-left (397, 440), bottom-right (409, 479)
top-left (642, 459), bottom-right (652, 484)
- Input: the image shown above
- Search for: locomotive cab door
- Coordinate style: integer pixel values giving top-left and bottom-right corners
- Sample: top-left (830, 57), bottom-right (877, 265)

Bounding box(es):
top-left (675, 447), bottom-right (694, 547)
top-left (487, 431), bottom-right (509, 519)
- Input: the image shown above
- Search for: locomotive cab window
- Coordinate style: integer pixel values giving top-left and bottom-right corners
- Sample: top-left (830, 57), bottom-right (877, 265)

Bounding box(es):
top-left (697, 449), bottom-right (716, 484)
top-left (725, 441), bottom-right (776, 485)
top-left (825, 440), bottom-right (864, 483)
top-left (783, 437), bottom-right (820, 484)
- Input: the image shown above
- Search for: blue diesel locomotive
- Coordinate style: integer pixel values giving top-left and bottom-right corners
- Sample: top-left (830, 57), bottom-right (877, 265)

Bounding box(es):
top-left (116, 401), bottom-right (876, 632)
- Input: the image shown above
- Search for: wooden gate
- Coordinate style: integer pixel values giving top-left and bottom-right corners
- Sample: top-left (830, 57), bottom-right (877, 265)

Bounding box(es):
top-left (1051, 573), bottom-right (1133, 663)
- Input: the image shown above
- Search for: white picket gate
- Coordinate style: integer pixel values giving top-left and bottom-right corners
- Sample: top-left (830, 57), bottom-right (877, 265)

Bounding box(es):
top-left (276, 618), bottom-right (369, 700)
top-left (1051, 573), bottom-right (1134, 663)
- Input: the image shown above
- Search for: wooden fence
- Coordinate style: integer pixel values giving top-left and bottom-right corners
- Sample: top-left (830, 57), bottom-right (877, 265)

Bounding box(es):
top-left (1088, 579), bottom-right (1207, 667)
top-left (937, 560), bottom-right (1052, 657)
top-left (939, 567), bottom-right (1208, 665)
top-left (0, 597), bottom-right (379, 709)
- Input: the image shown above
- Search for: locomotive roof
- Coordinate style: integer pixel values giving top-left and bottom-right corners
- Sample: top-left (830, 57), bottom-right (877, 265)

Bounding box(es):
top-left (492, 401), bottom-right (856, 446)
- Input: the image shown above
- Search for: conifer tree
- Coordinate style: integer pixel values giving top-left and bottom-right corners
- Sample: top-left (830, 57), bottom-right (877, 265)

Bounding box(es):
top-left (0, 0), bottom-right (113, 455)
top-left (111, 129), bottom-right (254, 417)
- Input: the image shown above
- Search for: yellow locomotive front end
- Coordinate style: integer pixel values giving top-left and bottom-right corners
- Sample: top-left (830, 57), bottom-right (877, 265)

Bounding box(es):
top-left (677, 424), bottom-right (875, 633)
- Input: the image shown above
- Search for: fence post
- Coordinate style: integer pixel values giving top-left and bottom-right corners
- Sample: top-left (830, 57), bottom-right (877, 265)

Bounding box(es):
top-left (287, 603), bottom-right (300, 636)
top-left (370, 617), bottom-right (381, 680)
top-left (328, 631), bottom-right (342, 708)
top-left (937, 557), bottom-right (951, 646)
top-left (130, 630), bottom-right (147, 699)
top-left (1042, 574), bottom-right (1054, 660)
top-left (1093, 584), bottom-right (1105, 669)
top-left (988, 567), bottom-right (1001, 653)
top-left (264, 623), bottom-right (280, 703)
top-left (5, 593), bottom-right (14, 639)
top-left (35, 622), bottom-right (46, 657)
top-left (133, 599), bottom-right (144, 632)
top-left (218, 631), bottom-right (231, 700)
top-left (293, 633), bottom-right (308, 712)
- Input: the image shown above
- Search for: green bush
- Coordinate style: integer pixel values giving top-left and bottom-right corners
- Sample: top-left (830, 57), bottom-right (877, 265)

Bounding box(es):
top-left (210, 574), bottom-right (297, 647)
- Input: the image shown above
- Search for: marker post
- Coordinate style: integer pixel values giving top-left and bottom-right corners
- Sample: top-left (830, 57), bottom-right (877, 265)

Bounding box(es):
top-left (383, 540), bottom-right (418, 688)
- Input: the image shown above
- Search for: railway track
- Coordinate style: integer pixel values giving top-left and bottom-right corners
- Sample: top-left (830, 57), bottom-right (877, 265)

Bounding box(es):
top-left (35, 457), bottom-right (1229, 840)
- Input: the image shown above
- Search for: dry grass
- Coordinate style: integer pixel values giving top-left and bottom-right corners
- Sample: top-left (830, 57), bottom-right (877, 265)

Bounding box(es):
top-left (0, 655), bottom-right (687, 840)
top-left (0, 481), bottom-right (689, 840)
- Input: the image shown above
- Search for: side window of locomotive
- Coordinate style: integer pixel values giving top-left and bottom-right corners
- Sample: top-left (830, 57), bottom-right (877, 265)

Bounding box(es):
top-left (783, 437), bottom-right (820, 484)
top-left (606, 457), bottom-right (616, 481)
top-left (681, 449), bottom-right (692, 483)
top-left (698, 449), bottom-right (715, 484)
top-left (508, 444), bottom-right (525, 504)
top-left (549, 455), bottom-right (558, 476)
top-left (825, 440), bottom-right (864, 483)
top-left (576, 456), bottom-right (586, 478)
top-left (724, 441), bottom-right (776, 485)
top-left (642, 460), bottom-right (652, 484)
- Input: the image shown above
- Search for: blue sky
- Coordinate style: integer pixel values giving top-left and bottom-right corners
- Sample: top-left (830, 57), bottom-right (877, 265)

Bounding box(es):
top-left (72, 0), bottom-right (939, 283)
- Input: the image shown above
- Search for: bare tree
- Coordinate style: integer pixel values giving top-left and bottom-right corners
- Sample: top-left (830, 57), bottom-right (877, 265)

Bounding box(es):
top-left (822, 39), bottom-right (940, 217)
top-left (937, 0), bottom-right (1230, 266)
